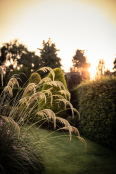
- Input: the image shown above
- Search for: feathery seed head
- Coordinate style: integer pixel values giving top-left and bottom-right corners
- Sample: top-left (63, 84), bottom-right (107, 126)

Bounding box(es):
top-left (3, 86), bottom-right (13, 97)
top-left (38, 67), bottom-right (55, 81)
top-left (7, 77), bottom-right (19, 88)
top-left (19, 97), bottom-right (29, 106)
top-left (56, 98), bottom-right (74, 118)
top-left (43, 87), bottom-right (53, 106)
top-left (45, 81), bottom-right (66, 91)
top-left (22, 83), bottom-right (37, 97)
top-left (28, 92), bottom-right (46, 105)
top-left (38, 77), bottom-right (52, 85)
top-left (37, 109), bottom-right (56, 129)
top-left (70, 126), bottom-right (80, 136)
top-left (56, 116), bottom-right (70, 127)
top-left (58, 90), bottom-right (71, 101)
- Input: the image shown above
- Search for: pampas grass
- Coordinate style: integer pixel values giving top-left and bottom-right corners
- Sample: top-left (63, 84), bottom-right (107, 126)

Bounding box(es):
top-left (56, 98), bottom-right (80, 119)
top-left (7, 77), bottom-right (19, 88)
top-left (0, 116), bottom-right (44, 174)
top-left (38, 67), bottom-right (55, 81)
top-left (3, 85), bottom-right (13, 97)
top-left (0, 66), bottom-right (87, 174)
top-left (22, 83), bottom-right (37, 97)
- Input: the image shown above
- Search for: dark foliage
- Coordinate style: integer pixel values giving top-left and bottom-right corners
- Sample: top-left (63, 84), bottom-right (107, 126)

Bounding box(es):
top-left (39, 39), bottom-right (62, 73)
top-left (65, 72), bottom-right (82, 91)
top-left (0, 118), bottom-right (44, 174)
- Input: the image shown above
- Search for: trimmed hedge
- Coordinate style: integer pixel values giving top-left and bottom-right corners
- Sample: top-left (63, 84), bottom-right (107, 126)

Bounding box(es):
top-left (71, 76), bottom-right (116, 150)
top-left (28, 72), bottom-right (41, 84)
top-left (65, 72), bottom-right (82, 91)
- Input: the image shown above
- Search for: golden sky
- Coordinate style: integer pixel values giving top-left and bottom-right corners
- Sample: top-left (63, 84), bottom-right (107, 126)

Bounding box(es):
top-left (0, 0), bottom-right (116, 76)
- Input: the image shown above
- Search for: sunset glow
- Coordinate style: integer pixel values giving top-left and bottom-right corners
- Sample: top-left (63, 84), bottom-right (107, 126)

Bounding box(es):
top-left (0, 0), bottom-right (116, 73)
top-left (89, 65), bottom-right (97, 80)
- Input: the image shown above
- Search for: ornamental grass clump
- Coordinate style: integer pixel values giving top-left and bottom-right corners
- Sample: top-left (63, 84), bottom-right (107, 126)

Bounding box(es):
top-left (0, 67), bottom-right (87, 174)
top-left (0, 116), bottom-right (44, 174)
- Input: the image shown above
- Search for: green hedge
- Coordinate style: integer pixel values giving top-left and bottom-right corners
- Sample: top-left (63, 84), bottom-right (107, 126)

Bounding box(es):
top-left (71, 76), bottom-right (116, 150)
top-left (28, 72), bottom-right (41, 84)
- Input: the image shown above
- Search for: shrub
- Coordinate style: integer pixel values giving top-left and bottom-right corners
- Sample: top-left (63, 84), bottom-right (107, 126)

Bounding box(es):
top-left (42, 67), bottom-right (68, 89)
top-left (73, 76), bottom-right (116, 150)
top-left (65, 72), bottom-right (82, 91)
top-left (28, 72), bottom-right (41, 84)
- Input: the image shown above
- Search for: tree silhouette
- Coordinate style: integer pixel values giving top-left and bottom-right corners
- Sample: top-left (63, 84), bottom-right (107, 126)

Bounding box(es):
top-left (70, 49), bottom-right (90, 80)
top-left (38, 38), bottom-right (62, 69)
top-left (0, 39), bottom-right (41, 74)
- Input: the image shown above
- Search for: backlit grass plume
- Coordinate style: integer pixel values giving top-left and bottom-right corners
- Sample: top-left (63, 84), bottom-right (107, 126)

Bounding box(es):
top-left (7, 77), bottom-right (19, 88)
top-left (38, 67), bottom-right (55, 81)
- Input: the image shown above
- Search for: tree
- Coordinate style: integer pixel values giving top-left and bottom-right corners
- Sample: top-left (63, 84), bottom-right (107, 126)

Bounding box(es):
top-left (70, 49), bottom-right (90, 80)
top-left (0, 40), bottom-right (28, 68)
top-left (95, 59), bottom-right (105, 78)
top-left (38, 38), bottom-right (62, 69)
top-left (18, 51), bottom-right (41, 71)
top-left (0, 39), bottom-right (42, 83)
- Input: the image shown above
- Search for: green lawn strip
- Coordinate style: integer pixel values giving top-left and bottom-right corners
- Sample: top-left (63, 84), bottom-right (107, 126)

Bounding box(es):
top-left (23, 126), bottom-right (116, 174)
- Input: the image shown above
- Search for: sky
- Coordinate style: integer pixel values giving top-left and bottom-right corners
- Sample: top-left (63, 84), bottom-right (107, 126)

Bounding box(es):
top-left (0, 0), bottom-right (116, 77)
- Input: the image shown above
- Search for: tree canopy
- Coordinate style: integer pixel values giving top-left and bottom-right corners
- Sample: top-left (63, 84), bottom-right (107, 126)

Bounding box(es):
top-left (0, 39), bottom-right (63, 85)
top-left (0, 39), bottom-right (42, 73)
top-left (0, 39), bottom-right (62, 74)
top-left (70, 49), bottom-right (90, 80)
top-left (38, 38), bottom-right (62, 69)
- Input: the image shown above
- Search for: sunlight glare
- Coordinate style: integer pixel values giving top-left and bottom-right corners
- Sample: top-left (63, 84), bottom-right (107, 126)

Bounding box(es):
top-left (89, 65), bottom-right (96, 80)
top-left (5, 61), bottom-right (10, 67)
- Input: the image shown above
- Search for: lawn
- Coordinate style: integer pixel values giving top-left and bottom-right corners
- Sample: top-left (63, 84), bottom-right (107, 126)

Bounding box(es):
top-left (24, 126), bottom-right (116, 174)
